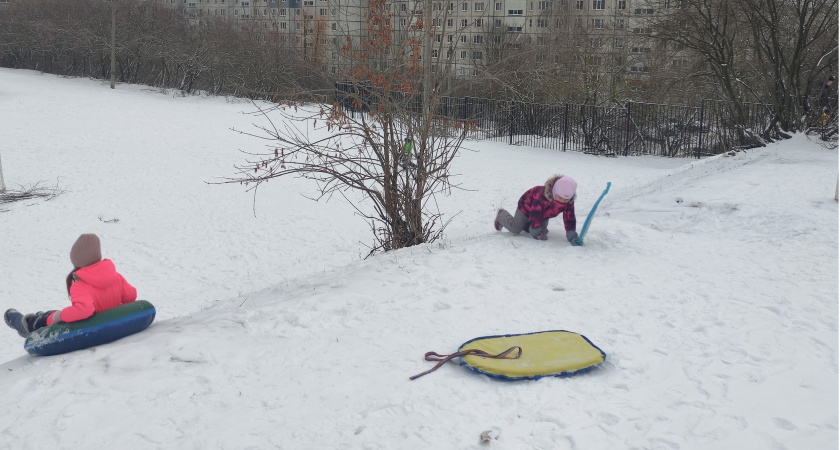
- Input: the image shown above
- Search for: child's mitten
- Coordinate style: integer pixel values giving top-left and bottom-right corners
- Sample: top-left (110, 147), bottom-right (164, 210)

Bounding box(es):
top-left (566, 230), bottom-right (581, 246)
top-left (530, 227), bottom-right (548, 240)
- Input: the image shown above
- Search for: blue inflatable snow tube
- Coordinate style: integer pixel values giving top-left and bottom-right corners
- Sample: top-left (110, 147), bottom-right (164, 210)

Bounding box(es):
top-left (24, 300), bottom-right (156, 356)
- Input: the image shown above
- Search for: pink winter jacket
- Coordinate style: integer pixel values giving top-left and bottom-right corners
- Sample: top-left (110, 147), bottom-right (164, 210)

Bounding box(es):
top-left (47, 259), bottom-right (137, 325)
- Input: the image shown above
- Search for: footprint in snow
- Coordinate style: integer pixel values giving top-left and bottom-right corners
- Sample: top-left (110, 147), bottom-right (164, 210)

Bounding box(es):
top-left (772, 418), bottom-right (797, 431)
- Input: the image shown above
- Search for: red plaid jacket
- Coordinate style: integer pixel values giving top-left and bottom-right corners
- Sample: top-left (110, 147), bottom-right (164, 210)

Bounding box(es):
top-left (517, 185), bottom-right (577, 231)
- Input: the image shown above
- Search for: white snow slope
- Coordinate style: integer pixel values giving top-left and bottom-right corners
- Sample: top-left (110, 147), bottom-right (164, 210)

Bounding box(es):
top-left (0, 69), bottom-right (837, 450)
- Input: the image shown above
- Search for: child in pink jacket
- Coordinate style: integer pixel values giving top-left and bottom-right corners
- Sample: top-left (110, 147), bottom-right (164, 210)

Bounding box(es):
top-left (4, 233), bottom-right (137, 338)
top-left (494, 174), bottom-right (581, 245)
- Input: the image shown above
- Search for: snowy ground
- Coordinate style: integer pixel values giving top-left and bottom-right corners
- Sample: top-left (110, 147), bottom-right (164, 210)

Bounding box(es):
top-left (0, 68), bottom-right (837, 449)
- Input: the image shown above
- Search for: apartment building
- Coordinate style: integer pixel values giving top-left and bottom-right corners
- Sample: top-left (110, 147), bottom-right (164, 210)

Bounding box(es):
top-left (0, 0), bottom-right (671, 89)
top-left (157, 0), bottom-right (671, 81)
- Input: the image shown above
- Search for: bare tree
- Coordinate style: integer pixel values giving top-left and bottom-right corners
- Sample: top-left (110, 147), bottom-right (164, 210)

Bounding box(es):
top-left (740, 0), bottom-right (838, 135)
top-left (220, 0), bottom-right (471, 256)
top-left (0, 0), bottom-right (319, 98)
top-left (654, 0), bottom-right (838, 142)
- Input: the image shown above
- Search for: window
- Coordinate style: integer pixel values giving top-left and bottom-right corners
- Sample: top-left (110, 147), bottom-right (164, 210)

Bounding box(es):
top-left (589, 37), bottom-right (601, 47)
top-left (507, 26), bottom-right (523, 32)
top-left (475, 2), bottom-right (484, 10)
top-left (461, 19), bottom-right (468, 27)
top-left (575, 0), bottom-right (583, 9)
top-left (447, 34), bottom-right (453, 42)
top-left (508, 9), bottom-right (523, 14)
top-left (447, 18), bottom-right (454, 27)
top-left (614, 37), bottom-right (624, 47)
top-left (592, 0), bottom-right (604, 9)
top-left (460, 35), bottom-right (467, 42)
top-left (475, 18), bottom-right (483, 27)
top-left (591, 18), bottom-right (603, 28)
top-left (588, 56), bottom-right (601, 66)
top-left (473, 51), bottom-right (483, 59)
top-left (634, 8), bottom-right (654, 14)
top-left (631, 46), bottom-right (651, 53)
top-left (460, 50), bottom-right (467, 59)
top-left (432, 49), bottom-right (439, 58)
top-left (537, 36), bottom-right (546, 45)
top-left (436, 34), bottom-right (442, 42)
top-left (331, 7), bottom-right (336, 15)
top-left (494, 19), bottom-right (501, 27)
top-left (615, 18), bottom-right (625, 28)
top-left (473, 35), bottom-right (484, 43)
top-left (538, 1), bottom-right (550, 9)
top-left (672, 59), bottom-right (688, 68)
top-left (279, 21), bottom-right (286, 28)
top-left (331, 22), bottom-right (337, 30)
top-left (495, 1), bottom-right (502, 10)
top-left (462, 2), bottom-right (468, 10)
top-left (536, 18), bottom-right (547, 27)
top-left (320, 8), bottom-right (326, 15)
top-left (280, 8), bottom-right (286, 15)
top-left (401, 3), bottom-right (407, 11)
top-left (617, 0), bottom-right (626, 9)
top-left (630, 66), bottom-right (650, 73)
top-left (632, 27), bottom-right (651, 34)
top-left (303, 0), bottom-right (313, 4)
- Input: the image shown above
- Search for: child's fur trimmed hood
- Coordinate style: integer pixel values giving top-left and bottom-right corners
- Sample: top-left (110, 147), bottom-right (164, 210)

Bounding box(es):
top-left (544, 175), bottom-right (577, 202)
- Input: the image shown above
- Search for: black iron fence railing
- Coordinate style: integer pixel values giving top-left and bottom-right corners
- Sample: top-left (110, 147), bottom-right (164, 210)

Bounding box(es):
top-left (334, 82), bottom-right (834, 158)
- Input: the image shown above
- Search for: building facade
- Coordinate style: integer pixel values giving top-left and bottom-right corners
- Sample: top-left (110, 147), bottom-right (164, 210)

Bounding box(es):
top-left (157, 0), bottom-right (676, 84)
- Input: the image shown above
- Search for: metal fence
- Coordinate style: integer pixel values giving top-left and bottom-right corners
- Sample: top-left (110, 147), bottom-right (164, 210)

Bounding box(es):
top-left (335, 82), bottom-right (784, 158)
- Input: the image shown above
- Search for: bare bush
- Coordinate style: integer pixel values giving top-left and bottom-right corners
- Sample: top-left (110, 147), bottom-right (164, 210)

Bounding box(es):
top-left (218, 0), bottom-right (472, 256)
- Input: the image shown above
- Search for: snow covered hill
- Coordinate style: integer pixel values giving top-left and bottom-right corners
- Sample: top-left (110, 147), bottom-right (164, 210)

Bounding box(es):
top-left (0, 69), bottom-right (837, 449)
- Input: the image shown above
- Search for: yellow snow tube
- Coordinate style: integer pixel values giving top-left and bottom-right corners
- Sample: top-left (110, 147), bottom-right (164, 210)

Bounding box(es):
top-left (459, 330), bottom-right (606, 380)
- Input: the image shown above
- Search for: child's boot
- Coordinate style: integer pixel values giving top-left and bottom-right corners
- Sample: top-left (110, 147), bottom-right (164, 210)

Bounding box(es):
top-left (4, 309), bottom-right (35, 338)
top-left (494, 209), bottom-right (504, 231)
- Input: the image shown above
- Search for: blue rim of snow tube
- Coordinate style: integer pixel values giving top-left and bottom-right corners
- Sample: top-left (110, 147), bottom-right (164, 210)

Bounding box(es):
top-left (24, 300), bottom-right (156, 356)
